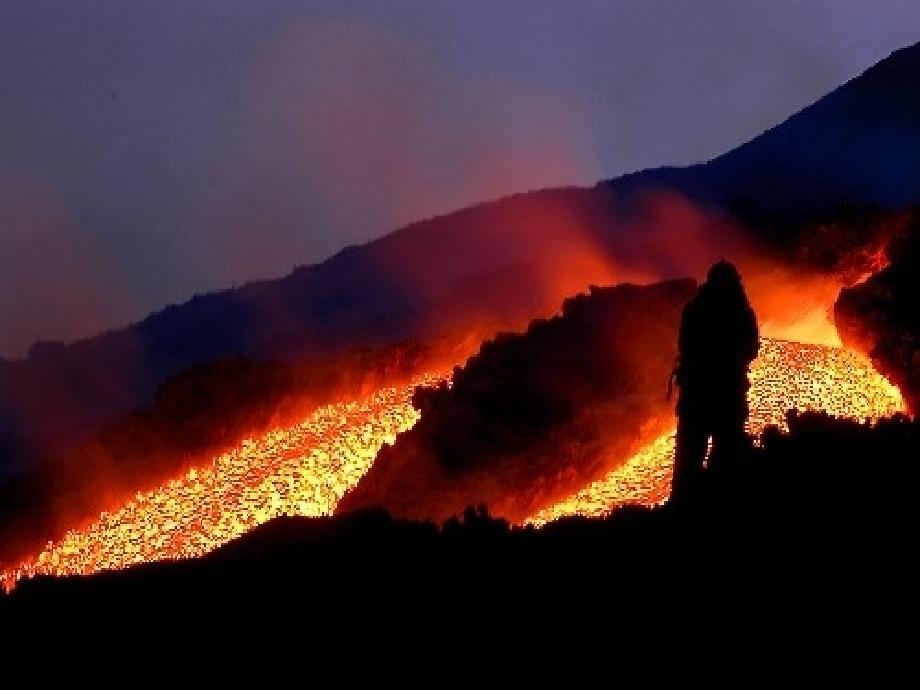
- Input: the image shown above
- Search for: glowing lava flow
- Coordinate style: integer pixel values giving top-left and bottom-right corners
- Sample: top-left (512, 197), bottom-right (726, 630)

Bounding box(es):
top-left (0, 338), bottom-right (905, 590)
top-left (0, 373), bottom-right (446, 592)
top-left (524, 337), bottom-right (905, 525)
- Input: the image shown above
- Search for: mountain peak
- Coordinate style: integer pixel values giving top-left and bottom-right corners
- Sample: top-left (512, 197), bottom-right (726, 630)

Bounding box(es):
top-left (602, 40), bottom-right (920, 214)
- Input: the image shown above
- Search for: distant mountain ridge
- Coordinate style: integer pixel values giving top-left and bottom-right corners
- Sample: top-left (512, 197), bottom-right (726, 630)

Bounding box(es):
top-left (603, 42), bottom-right (920, 213)
top-left (3, 41), bottom-right (920, 477)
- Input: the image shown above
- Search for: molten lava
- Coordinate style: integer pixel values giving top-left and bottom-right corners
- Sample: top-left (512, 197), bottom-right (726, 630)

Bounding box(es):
top-left (525, 337), bottom-right (904, 525)
top-left (0, 338), bottom-right (905, 592)
top-left (0, 373), bottom-right (446, 591)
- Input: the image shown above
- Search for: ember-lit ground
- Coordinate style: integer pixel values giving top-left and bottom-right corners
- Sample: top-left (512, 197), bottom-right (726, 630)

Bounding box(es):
top-left (0, 338), bottom-right (905, 591)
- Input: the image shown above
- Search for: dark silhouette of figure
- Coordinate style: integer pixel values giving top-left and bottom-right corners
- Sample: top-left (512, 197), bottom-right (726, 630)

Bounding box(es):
top-left (671, 261), bottom-right (759, 502)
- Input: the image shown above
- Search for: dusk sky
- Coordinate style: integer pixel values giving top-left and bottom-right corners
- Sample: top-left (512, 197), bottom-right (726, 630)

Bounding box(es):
top-left (2, 1), bottom-right (919, 358)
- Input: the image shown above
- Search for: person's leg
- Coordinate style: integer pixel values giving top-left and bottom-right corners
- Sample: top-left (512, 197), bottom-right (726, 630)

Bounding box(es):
top-left (673, 413), bottom-right (709, 503)
top-left (709, 405), bottom-right (750, 471)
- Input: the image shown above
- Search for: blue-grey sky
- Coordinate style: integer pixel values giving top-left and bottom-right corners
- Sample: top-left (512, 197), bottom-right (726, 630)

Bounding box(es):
top-left (1, 0), bottom-right (919, 357)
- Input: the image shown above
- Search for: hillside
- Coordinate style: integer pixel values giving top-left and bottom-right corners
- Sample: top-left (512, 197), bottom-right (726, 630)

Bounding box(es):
top-left (3, 42), bottom-right (920, 478)
top-left (341, 280), bottom-right (692, 523)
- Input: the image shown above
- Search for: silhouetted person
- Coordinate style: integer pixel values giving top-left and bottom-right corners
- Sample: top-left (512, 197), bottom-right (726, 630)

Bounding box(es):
top-left (671, 261), bottom-right (759, 502)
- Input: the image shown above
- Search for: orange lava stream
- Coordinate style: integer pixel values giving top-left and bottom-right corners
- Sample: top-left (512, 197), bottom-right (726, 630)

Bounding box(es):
top-left (524, 337), bottom-right (905, 526)
top-left (1, 373), bottom-right (447, 592)
top-left (0, 338), bottom-right (905, 591)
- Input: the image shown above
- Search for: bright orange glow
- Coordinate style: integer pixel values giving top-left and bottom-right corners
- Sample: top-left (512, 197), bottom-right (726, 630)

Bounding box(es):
top-left (743, 266), bottom-right (845, 347)
top-left (524, 337), bottom-right (905, 525)
top-left (0, 338), bottom-right (905, 592)
top-left (1, 373), bottom-right (447, 592)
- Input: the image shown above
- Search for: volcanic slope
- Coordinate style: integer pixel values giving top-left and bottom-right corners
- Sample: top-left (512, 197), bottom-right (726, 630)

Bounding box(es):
top-left (5, 41), bottom-right (920, 481)
top-left (1, 335), bottom-right (903, 592)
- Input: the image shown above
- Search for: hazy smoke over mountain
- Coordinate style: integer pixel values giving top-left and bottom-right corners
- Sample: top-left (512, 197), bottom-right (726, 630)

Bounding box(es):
top-left (195, 17), bottom-right (596, 291)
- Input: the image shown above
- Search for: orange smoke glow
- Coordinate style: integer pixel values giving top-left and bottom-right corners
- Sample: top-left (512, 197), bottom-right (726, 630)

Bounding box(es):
top-left (742, 266), bottom-right (845, 346)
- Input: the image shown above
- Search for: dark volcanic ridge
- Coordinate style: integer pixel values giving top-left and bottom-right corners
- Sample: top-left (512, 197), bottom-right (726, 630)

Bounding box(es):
top-left (836, 212), bottom-right (920, 413)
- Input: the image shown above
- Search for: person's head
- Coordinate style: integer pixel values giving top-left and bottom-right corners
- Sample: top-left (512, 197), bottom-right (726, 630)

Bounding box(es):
top-left (705, 260), bottom-right (742, 289)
